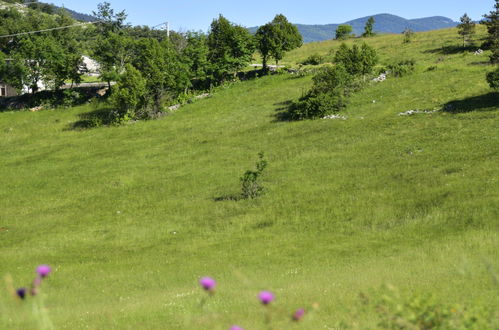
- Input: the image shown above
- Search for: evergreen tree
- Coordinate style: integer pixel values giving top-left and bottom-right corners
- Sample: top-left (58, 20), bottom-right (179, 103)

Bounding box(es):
top-left (457, 13), bottom-right (476, 47)
top-left (482, 0), bottom-right (499, 63)
top-left (362, 17), bottom-right (376, 38)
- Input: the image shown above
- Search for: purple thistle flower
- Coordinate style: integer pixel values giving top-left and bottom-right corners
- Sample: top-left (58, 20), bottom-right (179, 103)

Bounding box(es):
top-left (293, 308), bottom-right (305, 321)
top-left (16, 288), bottom-right (27, 300)
top-left (258, 291), bottom-right (274, 305)
top-left (36, 265), bottom-right (51, 278)
top-left (230, 326), bottom-right (243, 330)
top-left (199, 277), bottom-right (216, 292)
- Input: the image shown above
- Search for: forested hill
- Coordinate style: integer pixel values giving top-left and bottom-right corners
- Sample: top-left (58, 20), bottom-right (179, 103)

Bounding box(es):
top-left (0, 0), bottom-right (97, 22)
top-left (249, 13), bottom-right (459, 43)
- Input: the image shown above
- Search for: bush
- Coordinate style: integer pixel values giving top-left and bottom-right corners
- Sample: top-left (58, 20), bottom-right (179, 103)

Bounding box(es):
top-left (289, 92), bottom-right (347, 120)
top-left (110, 64), bottom-right (149, 123)
top-left (287, 65), bottom-right (352, 120)
top-left (387, 59), bottom-right (416, 77)
top-left (240, 152), bottom-right (267, 199)
top-left (334, 43), bottom-right (378, 76)
top-left (301, 54), bottom-right (324, 65)
top-left (486, 67), bottom-right (499, 90)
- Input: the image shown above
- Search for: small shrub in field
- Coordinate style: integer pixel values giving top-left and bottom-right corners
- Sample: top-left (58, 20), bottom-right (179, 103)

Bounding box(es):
top-left (403, 28), bottom-right (415, 43)
top-left (301, 54), bottom-right (324, 65)
top-left (387, 59), bottom-right (416, 77)
top-left (288, 64), bottom-right (354, 119)
top-left (240, 152), bottom-right (267, 199)
top-left (486, 67), bottom-right (499, 90)
top-left (289, 91), bottom-right (347, 119)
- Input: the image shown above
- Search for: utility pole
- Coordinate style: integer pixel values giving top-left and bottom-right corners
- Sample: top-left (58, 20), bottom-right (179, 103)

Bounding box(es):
top-left (152, 21), bottom-right (170, 38)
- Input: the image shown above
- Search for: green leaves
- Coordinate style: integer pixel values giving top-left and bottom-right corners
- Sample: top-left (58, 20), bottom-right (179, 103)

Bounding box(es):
top-left (256, 14), bottom-right (302, 69)
top-left (207, 15), bottom-right (255, 83)
top-left (335, 25), bottom-right (353, 40)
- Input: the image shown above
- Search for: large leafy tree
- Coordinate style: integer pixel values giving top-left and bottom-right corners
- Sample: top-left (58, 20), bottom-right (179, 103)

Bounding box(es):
top-left (335, 25), bottom-right (353, 40)
top-left (130, 38), bottom-right (190, 110)
top-left (457, 13), bottom-right (476, 47)
top-left (0, 52), bottom-right (25, 92)
top-left (256, 14), bottom-right (302, 70)
top-left (92, 2), bottom-right (131, 89)
top-left (182, 32), bottom-right (211, 88)
top-left (207, 15), bottom-right (255, 83)
top-left (482, 0), bottom-right (499, 64)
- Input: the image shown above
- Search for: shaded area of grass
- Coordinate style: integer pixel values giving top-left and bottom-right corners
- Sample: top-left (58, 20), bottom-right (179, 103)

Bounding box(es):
top-left (0, 87), bottom-right (107, 111)
top-left (423, 45), bottom-right (479, 55)
top-left (443, 92), bottom-right (499, 113)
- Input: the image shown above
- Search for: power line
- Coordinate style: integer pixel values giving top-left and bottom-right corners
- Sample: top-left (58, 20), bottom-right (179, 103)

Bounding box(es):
top-left (0, 17), bottom-right (171, 39)
top-left (0, 21), bottom-right (101, 39)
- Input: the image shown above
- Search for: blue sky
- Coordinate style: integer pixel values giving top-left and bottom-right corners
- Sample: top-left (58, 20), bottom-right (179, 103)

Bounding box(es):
top-left (48, 0), bottom-right (493, 32)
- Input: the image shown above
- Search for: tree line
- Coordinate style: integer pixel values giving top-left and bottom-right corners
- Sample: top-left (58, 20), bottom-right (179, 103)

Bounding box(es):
top-left (0, 2), bottom-right (302, 118)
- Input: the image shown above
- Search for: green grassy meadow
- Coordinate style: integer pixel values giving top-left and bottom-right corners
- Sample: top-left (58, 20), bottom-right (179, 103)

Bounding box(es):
top-left (1, 27), bottom-right (498, 329)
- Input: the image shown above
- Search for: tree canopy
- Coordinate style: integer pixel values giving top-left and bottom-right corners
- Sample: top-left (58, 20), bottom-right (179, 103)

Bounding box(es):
top-left (256, 14), bottom-right (302, 70)
top-left (482, 0), bottom-right (499, 63)
top-left (207, 15), bottom-right (255, 83)
top-left (335, 25), bottom-right (353, 40)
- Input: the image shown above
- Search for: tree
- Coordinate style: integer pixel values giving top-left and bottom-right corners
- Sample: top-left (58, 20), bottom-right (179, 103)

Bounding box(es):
top-left (482, 0), bottom-right (499, 63)
top-left (92, 2), bottom-right (128, 37)
top-left (93, 32), bottom-right (134, 89)
top-left (207, 15), bottom-right (255, 83)
top-left (91, 2), bottom-right (131, 89)
top-left (255, 23), bottom-right (276, 71)
top-left (486, 67), bottom-right (499, 89)
top-left (256, 14), bottom-right (302, 70)
top-left (110, 64), bottom-right (147, 121)
top-left (0, 52), bottom-right (25, 92)
top-left (334, 43), bottom-right (378, 76)
top-left (402, 28), bottom-right (415, 44)
top-left (362, 17), bottom-right (376, 38)
top-left (457, 13), bottom-right (476, 47)
top-left (335, 25), bottom-right (353, 40)
top-left (130, 38), bottom-right (190, 111)
top-left (182, 32), bottom-right (211, 88)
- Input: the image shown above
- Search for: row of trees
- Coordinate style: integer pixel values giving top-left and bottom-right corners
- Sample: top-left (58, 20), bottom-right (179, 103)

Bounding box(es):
top-left (0, 2), bottom-right (303, 117)
top-left (335, 17), bottom-right (376, 40)
top-left (0, 6), bottom-right (85, 93)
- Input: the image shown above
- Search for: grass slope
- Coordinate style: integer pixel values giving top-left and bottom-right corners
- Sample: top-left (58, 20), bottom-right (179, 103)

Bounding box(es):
top-left (0, 27), bottom-right (498, 329)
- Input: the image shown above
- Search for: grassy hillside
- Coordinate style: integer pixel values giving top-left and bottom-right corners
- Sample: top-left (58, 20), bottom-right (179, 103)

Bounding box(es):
top-left (0, 27), bottom-right (498, 329)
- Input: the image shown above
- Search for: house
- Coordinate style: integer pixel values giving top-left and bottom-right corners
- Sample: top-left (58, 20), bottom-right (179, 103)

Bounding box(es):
top-left (0, 81), bottom-right (18, 97)
top-left (82, 55), bottom-right (101, 76)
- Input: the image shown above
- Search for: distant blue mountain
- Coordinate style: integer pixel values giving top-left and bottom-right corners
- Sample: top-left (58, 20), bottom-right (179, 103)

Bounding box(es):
top-left (249, 13), bottom-right (459, 43)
